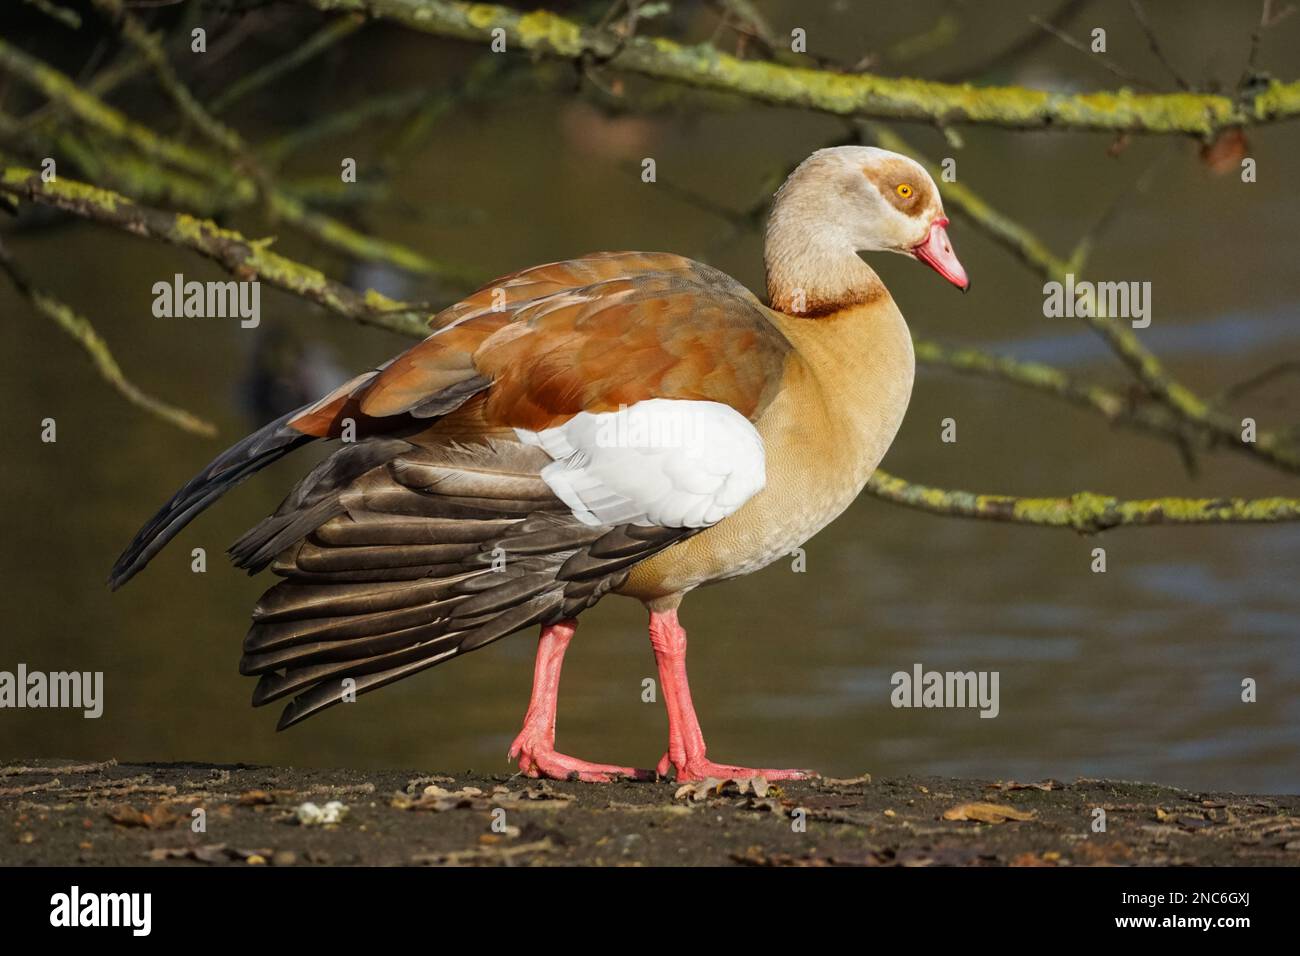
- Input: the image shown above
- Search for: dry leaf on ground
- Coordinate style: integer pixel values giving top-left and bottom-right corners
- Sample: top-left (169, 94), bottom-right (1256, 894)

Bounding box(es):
top-left (943, 802), bottom-right (1037, 823)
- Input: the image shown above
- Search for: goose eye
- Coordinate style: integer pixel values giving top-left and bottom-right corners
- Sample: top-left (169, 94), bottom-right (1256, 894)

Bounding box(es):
top-left (896, 183), bottom-right (913, 199)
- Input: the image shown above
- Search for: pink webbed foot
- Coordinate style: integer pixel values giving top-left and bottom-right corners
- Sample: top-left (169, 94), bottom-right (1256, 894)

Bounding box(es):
top-left (510, 734), bottom-right (653, 783)
top-left (648, 608), bottom-right (814, 784)
top-left (656, 752), bottom-right (812, 783)
top-left (508, 619), bottom-right (653, 782)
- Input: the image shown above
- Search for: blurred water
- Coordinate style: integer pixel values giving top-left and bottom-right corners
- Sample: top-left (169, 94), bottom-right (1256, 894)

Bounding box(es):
top-left (1, 0), bottom-right (1298, 792)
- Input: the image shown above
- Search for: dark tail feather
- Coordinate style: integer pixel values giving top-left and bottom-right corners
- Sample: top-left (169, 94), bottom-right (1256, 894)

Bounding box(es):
top-left (107, 409), bottom-right (316, 590)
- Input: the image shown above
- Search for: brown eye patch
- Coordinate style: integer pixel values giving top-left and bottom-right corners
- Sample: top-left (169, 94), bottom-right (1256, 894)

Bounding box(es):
top-left (862, 158), bottom-right (934, 215)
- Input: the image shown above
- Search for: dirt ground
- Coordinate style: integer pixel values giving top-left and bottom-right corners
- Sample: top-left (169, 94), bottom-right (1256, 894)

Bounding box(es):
top-left (2, 758), bottom-right (1298, 866)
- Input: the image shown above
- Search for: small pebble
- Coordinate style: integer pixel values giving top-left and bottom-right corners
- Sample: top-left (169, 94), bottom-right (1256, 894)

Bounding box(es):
top-left (295, 800), bottom-right (348, 826)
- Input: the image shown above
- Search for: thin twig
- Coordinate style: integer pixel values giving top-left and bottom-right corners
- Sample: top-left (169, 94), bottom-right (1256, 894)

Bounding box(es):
top-left (1215, 360), bottom-right (1300, 404)
top-left (1247, 0), bottom-right (1297, 75)
top-left (0, 235), bottom-right (217, 436)
top-left (1028, 15), bottom-right (1155, 89)
top-left (1128, 0), bottom-right (1190, 90)
top-left (937, 0), bottom-right (1093, 82)
top-left (209, 14), bottom-right (365, 115)
top-left (1066, 142), bottom-right (1175, 272)
top-left (21, 0), bottom-right (82, 29)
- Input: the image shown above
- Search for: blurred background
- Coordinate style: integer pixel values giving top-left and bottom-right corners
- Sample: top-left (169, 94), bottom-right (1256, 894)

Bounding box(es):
top-left (1, 0), bottom-right (1298, 792)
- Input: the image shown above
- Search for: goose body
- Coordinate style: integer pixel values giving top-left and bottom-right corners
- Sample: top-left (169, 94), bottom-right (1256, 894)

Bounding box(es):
top-left (110, 146), bottom-right (966, 781)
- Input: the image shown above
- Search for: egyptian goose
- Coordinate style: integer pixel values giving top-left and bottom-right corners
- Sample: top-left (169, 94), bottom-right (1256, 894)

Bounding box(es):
top-left (110, 146), bottom-right (968, 782)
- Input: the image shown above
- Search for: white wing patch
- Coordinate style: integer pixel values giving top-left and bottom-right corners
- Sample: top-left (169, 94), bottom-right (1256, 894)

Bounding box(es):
top-left (515, 399), bottom-right (766, 528)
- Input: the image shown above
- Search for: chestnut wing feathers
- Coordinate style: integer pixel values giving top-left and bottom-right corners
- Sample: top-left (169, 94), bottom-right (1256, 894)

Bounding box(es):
top-left (362, 252), bottom-right (792, 430)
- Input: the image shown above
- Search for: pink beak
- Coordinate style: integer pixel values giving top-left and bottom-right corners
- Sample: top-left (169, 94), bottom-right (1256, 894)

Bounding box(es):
top-left (912, 217), bottom-right (969, 292)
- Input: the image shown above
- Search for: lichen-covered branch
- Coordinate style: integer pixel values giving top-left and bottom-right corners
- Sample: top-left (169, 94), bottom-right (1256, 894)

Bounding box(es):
top-left (0, 167), bottom-right (430, 338)
top-left (0, 238), bottom-right (215, 436)
top-left (0, 37), bottom-right (478, 287)
top-left (292, 0), bottom-right (1300, 137)
top-left (866, 470), bottom-right (1300, 531)
top-left (913, 340), bottom-right (1192, 446)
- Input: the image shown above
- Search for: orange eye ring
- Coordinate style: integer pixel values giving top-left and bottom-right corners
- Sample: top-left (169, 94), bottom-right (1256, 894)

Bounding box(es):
top-left (896, 183), bottom-right (913, 198)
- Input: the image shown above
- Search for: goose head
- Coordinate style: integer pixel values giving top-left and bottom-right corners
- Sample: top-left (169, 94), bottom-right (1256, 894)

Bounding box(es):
top-left (764, 145), bottom-right (969, 315)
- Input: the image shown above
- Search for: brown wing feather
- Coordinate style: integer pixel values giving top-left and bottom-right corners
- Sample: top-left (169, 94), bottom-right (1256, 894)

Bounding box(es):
top-left (236, 436), bottom-right (696, 729)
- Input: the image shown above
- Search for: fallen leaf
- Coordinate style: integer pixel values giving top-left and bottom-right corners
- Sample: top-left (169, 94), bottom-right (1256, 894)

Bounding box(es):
top-left (819, 773), bottom-right (872, 787)
top-left (942, 802), bottom-right (1037, 823)
top-left (495, 782), bottom-right (574, 805)
top-left (193, 844), bottom-right (231, 864)
top-left (106, 803), bottom-right (181, 829)
top-left (674, 778), bottom-right (724, 802)
top-left (674, 776), bottom-right (771, 802)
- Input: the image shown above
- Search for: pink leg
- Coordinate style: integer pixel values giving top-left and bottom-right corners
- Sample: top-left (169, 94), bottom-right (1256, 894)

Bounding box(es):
top-left (649, 609), bottom-right (811, 782)
top-left (509, 619), bottom-right (652, 782)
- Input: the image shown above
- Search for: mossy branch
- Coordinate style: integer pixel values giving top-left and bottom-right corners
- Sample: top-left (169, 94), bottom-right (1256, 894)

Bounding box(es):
top-left (913, 340), bottom-right (1193, 447)
top-left (0, 237), bottom-right (216, 436)
top-left (0, 36), bottom-right (480, 287)
top-left (866, 470), bottom-right (1300, 531)
top-left (292, 0), bottom-right (1300, 137)
top-left (0, 167), bottom-right (430, 338)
